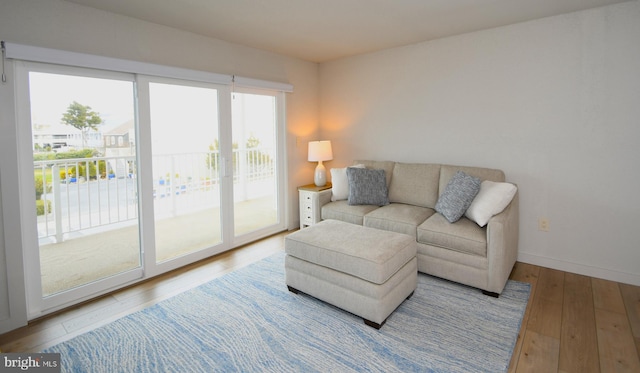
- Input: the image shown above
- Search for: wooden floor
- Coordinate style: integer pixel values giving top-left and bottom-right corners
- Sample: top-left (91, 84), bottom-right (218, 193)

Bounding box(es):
top-left (508, 262), bottom-right (640, 373)
top-left (1, 233), bottom-right (639, 372)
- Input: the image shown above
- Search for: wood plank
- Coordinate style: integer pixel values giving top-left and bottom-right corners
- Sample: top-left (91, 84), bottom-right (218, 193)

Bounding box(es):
top-left (559, 273), bottom-right (599, 373)
top-left (0, 294), bottom-right (119, 351)
top-left (526, 267), bottom-right (564, 340)
top-left (510, 262), bottom-right (541, 286)
top-left (536, 267), bottom-right (564, 303)
top-left (515, 330), bottom-right (560, 373)
top-left (619, 283), bottom-right (640, 360)
top-left (0, 323), bottom-right (68, 353)
top-left (595, 308), bottom-right (640, 372)
top-left (527, 295), bottom-right (563, 339)
top-left (592, 278), bottom-right (626, 314)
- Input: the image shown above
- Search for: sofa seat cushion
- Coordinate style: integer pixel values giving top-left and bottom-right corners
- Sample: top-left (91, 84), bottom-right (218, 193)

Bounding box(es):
top-left (417, 213), bottom-right (487, 257)
top-left (285, 219), bottom-right (417, 284)
top-left (364, 203), bottom-right (435, 238)
top-left (322, 200), bottom-right (379, 225)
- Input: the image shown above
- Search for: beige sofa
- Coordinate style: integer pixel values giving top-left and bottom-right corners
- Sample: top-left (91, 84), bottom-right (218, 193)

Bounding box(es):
top-left (320, 160), bottom-right (519, 296)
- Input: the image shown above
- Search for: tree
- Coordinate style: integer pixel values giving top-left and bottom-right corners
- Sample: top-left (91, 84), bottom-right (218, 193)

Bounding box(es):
top-left (61, 101), bottom-right (102, 149)
top-left (246, 134), bottom-right (260, 149)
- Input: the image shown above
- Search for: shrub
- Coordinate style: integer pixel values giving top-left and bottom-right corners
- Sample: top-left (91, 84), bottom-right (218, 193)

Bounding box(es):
top-left (33, 153), bottom-right (56, 162)
top-left (67, 162), bottom-right (99, 180)
top-left (67, 166), bottom-right (78, 178)
top-left (54, 149), bottom-right (95, 160)
top-left (34, 175), bottom-right (45, 199)
top-left (97, 160), bottom-right (107, 177)
top-left (36, 199), bottom-right (51, 216)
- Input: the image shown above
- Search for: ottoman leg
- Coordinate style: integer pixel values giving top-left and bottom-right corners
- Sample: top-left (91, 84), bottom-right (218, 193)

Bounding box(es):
top-left (482, 290), bottom-right (499, 298)
top-left (364, 318), bottom-right (385, 330)
top-left (406, 291), bottom-right (414, 300)
top-left (287, 285), bottom-right (300, 294)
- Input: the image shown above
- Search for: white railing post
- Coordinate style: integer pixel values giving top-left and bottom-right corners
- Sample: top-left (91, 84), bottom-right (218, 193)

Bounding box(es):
top-left (51, 165), bottom-right (64, 243)
top-left (35, 151), bottom-right (274, 242)
top-left (238, 148), bottom-right (247, 201)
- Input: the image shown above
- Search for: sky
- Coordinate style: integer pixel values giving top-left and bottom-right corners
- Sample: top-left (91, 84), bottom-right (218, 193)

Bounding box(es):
top-left (28, 72), bottom-right (276, 155)
top-left (29, 71), bottom-right (135, 131)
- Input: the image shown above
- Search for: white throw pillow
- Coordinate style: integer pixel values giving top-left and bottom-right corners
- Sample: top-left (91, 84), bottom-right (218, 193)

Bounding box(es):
top-left (465, 181), bottom-right (517, 227)
top-left (330, 164), bottom-right (364, 201)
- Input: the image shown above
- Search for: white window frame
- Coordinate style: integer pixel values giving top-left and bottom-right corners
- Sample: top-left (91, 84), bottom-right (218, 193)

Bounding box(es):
top-left (3, 43), bottom-right (292, 319)
top-left (229, 86), bottom-right (288, 248)
top-left (14, 61), bottom-right (144, 317)
top-left (136, 75), bottom-right (235, 278)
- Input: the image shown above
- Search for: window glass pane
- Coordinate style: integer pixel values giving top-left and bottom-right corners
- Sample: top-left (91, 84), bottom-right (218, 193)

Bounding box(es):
top-left (29, 72), bottom-right (140, 297)
top-left (149, 82), bottom-right (222, 262)
top-left (232, 92), bottom-right (279, 236)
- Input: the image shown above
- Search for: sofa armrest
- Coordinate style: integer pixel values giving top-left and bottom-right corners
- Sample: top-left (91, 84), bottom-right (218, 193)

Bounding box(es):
top-left (485, 188), bottom-right (519, 294)
top-left (319, 190), bottom-right (333, 208)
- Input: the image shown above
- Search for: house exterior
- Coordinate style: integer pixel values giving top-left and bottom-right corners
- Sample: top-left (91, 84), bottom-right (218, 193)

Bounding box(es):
top-left (104, 119), bottom-right (135, 177)
top-left (32, 122), bottom-right (102, 151)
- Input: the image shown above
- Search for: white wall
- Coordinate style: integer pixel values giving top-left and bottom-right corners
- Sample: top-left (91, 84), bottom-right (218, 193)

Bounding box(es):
top-left (320, 2), bottom-right (640, 285)
top-left (0, 0), bottom-right (319, 332)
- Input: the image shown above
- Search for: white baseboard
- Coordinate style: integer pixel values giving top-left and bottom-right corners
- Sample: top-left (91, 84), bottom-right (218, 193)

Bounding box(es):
top-left (517, 252), bottom-right (640, 286)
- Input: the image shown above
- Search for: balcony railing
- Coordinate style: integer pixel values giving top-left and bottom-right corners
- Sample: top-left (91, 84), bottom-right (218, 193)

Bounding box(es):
top-left (35, 148), bottom-right (274, 243)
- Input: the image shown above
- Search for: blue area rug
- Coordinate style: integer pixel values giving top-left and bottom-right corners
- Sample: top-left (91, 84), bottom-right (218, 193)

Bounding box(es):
top-left (44, 252), bottom-right (530, 372)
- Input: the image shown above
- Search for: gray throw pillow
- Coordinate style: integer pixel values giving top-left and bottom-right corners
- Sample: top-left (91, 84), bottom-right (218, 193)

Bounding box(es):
top-left (346, 167), bottom-right (390, 206)
top-left (435, 171), bottom-right (481, 223)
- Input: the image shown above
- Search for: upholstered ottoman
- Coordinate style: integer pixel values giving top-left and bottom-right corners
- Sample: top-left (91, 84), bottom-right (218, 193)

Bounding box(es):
top-left (285, 219), bottom-right (417, 329)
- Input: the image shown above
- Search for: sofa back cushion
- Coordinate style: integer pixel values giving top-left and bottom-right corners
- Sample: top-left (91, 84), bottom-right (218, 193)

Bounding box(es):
top-left (354, 160), bottom-right (396, 187)
top-left (438, 165), bottom-right (505, 196)
top-left (388, 162), bottom-right (441, 208)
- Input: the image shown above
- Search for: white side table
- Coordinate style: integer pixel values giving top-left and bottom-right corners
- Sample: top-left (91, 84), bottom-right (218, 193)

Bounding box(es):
top-left (298, 183), bottom-right (332, 229)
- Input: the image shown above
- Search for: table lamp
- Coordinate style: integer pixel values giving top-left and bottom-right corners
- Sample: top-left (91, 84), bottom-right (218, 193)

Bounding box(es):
top-left (308, 140), bottom-right (333, 186)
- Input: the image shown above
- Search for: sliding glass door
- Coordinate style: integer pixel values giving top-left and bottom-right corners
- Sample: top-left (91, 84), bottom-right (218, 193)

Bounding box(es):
top-left (16, 62), bottom-right (143, 313)
top-left (231, 90), bottom-right (283, 241)
top-left (147, 80), bottom-right (224, 263)
top-left (16, 63), bottom-right (286, 318)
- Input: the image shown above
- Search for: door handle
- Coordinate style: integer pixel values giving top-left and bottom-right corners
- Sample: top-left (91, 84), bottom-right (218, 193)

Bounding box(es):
top-left (222, 157), bottom-right (232, 178)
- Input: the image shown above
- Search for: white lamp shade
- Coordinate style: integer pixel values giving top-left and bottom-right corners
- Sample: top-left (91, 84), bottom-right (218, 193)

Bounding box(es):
top-left (308, 141), bottom-right (333, 162)
top-left (308, 140), bottom-right (333, 186)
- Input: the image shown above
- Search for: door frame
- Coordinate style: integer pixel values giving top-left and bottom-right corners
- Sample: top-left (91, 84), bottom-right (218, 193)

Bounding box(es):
top-left (15, 65), bottom-right (288, 319)
top-left (229, 87), bottom-right (288, 248)
top-left (15, 61), bottom-right (145, 318)
top-left (137, 75), bottom-right (234, 278)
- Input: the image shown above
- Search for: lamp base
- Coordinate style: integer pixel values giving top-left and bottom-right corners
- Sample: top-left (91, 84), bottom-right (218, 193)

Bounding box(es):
top-left (314, 162), bottom-right (327, 187)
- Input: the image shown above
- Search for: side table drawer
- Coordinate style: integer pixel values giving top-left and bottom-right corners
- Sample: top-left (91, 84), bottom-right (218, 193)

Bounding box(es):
top-left (299, 191), bottom-right (316, 227)
top-left (298, 186), bottom-right (332, 229)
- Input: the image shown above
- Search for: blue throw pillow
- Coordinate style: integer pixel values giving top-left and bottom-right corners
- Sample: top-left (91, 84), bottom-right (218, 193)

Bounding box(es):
top-left (346, 167), bottom-right (390, 206)
top-left (435, 171), bottom-right (481, 223)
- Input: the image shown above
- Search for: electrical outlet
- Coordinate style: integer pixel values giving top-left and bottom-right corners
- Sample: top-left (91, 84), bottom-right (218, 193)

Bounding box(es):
top-left (538, 218), bottom-right (549, 232)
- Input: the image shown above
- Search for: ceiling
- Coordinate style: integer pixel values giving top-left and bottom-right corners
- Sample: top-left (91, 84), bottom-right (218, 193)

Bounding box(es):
top-left (65, 0), bottom-right (631, 63)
